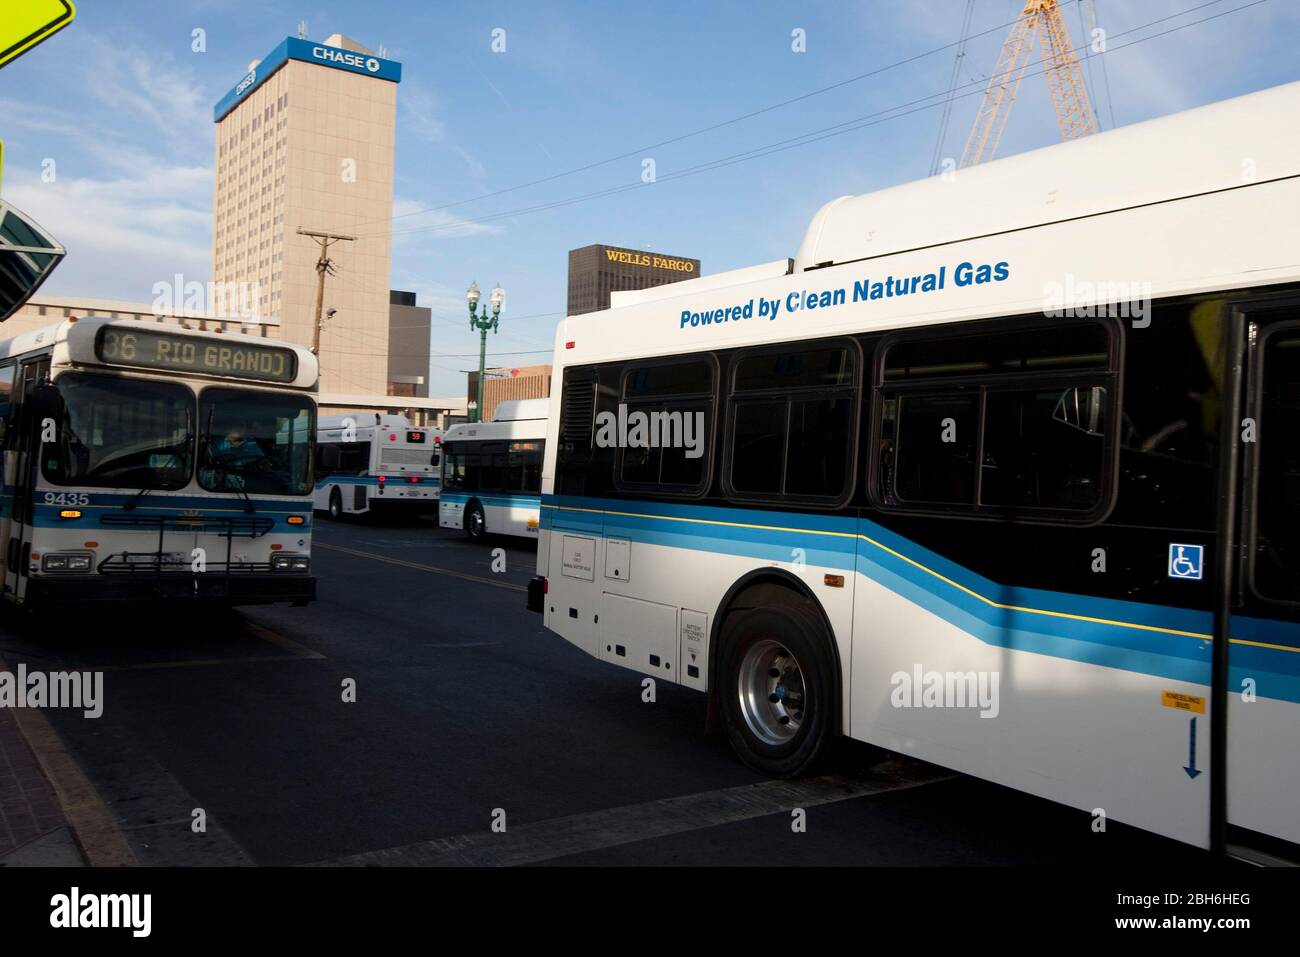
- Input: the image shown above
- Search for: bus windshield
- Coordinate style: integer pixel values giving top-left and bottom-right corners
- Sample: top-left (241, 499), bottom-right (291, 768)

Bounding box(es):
top-left (198, 387), bottom-right (314, 496)
top-left (43, 373), bottom-right (192, 490)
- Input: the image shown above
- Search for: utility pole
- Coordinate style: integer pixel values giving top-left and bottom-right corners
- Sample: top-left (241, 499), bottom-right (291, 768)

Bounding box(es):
top-left (297, 228), bottom-right (355, 355)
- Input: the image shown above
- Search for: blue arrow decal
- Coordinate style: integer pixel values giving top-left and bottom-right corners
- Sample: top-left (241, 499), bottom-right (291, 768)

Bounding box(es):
top-left (1184, 716), bottom-right (1202, 779)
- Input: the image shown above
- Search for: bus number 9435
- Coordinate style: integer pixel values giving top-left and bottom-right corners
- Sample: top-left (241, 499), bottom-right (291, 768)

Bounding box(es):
top-left (42, 492), bottom-right (90, 506)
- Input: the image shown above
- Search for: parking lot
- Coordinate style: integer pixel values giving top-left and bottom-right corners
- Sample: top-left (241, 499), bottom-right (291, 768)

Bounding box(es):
top-left (0, 514), bottom-right (1210, 867)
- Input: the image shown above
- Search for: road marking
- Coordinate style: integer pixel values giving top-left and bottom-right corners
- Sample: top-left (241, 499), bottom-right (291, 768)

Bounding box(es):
top-left (312, 759), bottom-right (955, 867)
top-left (242, 619), bottom-right (326, 659)
top-left (315, 542), bottom-right (527, 592)
top-left (0, 654), bottom-right (137, 867)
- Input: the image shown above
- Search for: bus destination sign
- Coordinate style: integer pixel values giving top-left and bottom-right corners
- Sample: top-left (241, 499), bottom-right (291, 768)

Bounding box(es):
top-left (95, 328), bottom-right (298, 384)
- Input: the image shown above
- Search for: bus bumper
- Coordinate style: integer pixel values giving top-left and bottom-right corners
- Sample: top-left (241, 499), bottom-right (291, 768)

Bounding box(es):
top-left (22, 574), bottom-right (317, 607)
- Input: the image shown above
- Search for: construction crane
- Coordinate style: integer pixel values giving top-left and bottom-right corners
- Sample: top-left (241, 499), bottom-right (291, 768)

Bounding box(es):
top-left (960, 0), bottom-right (1098, 168)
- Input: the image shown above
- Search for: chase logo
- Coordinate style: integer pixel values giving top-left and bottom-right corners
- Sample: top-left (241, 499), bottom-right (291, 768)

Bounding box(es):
top-left (235, 67), bottom-right (256, 95)
top-left (311, 45), bottom-right (380, 72)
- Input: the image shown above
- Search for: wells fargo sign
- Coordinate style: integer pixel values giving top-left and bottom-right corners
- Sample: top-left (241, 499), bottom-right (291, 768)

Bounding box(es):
top-left (604, 248), bottom-right (697, 273)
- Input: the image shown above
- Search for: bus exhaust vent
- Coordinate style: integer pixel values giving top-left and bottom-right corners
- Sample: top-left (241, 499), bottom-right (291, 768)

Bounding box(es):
top-left (560, 373), bottom-right (595, 449)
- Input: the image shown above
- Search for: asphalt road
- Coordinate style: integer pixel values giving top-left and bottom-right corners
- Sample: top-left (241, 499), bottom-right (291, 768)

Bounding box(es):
top-left (0, 513), bottom-right (1210, 867)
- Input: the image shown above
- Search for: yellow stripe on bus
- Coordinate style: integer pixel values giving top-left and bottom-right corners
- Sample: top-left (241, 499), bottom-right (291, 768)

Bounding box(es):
top-left (542, 503), bottom-right (1295, 653)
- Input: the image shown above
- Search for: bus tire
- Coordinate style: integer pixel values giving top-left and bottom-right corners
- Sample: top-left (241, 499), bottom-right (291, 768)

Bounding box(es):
top-left (718, 605), bottom-right (835, 778)
top-left (328, 487), bottom-right (343, 520)
top-left (465, 501), bottom-right (486, 542)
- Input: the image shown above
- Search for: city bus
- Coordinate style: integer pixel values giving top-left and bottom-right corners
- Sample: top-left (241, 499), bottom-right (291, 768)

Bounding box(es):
top-left (0, 316), bottom-right (318, 607)
top-left (530, 80), bottom-right (1300, 855)
top-left (314, 413), bottom-right (440, 519)
top-left (440, 398), bottom-right (546, 541)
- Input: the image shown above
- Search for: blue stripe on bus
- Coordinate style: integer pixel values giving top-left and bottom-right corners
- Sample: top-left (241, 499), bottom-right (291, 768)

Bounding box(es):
top-left (0, 490), bottom-right (312, 531)
top-left (440, 491), bottom-right (539, 509)
top-left (540, 494), bottom-right (1300, 703)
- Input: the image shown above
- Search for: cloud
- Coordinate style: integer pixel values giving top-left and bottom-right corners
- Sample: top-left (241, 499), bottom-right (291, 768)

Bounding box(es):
top-left (399, 83), bottom-right (487, 177)
top-left (390, 197), bottom-right (500, 243)
top-left (6, 161), bottom-right (212, 304)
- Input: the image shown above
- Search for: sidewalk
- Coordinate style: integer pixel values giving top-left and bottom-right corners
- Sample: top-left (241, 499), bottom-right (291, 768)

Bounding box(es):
top-left (0, 707), bottom-right (83, 866)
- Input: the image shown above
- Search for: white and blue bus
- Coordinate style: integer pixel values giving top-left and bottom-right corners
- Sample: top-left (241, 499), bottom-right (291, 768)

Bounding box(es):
top-left (314, 414), bottom-right (440, 519)
top-left (0, 316), bottom-right (318, 607)
top-left (440, 399), bottom-right (546, 542)
top-left (531, 80), bottom-right (1300, 856)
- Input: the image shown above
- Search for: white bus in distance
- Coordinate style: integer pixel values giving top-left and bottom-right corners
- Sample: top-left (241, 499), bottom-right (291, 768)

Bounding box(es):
top-left (440, 398), bottom-right (546, 541)
top-left (314, 414), bottom-right (441, 519)
top-left (0, 315), bottom-right (318, 607)
top-left (531, 80), bottom-right (1300, 856)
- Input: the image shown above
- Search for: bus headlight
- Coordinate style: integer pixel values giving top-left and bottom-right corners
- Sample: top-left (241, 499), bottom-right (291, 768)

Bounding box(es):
top-left (271, 554), bottom-right (310, 572)
top-left (42, 553), bottom-right (93, 572)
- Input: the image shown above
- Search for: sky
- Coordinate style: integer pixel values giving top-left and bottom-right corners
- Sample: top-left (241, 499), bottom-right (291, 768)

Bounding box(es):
top-left (2, 0), bottom-right (1297, 395)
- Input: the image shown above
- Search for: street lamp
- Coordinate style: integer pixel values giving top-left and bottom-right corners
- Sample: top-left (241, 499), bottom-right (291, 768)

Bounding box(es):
top-left (467, 280), bottom-right (505, 422)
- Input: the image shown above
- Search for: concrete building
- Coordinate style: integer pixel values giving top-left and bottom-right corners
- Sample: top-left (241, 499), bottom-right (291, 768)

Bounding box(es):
top-left (1, 294), bottom-right (251, 336)
top-left (387, 289), bottom-right (430, 398)
top-left (211, 32), bottom-right (401, 395)
top-left (567, 243), bottom-right (700, 316)
top-left (467, 364), bottom-right (552, 422)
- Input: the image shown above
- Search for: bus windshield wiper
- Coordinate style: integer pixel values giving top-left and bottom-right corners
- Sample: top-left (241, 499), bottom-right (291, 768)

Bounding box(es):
top-left (122, 487), bottom-right (151, 511)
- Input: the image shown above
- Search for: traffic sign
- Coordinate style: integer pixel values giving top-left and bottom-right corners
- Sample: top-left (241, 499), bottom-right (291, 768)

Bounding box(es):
top-left (0, 1), bottom-right (75, 70)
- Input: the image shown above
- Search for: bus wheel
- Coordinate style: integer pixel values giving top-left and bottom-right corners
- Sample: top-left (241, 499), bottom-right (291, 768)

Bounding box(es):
top-left (328, 488), bottom-right (343, 520)
top-left (719, 605), bottom-right (834, 778)
top-left (465, 502), bottom-right (486, 542)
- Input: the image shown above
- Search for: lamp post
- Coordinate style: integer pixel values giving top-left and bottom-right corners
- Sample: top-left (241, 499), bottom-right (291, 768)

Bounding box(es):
top-left (467, 280), bottom-right (505, 422)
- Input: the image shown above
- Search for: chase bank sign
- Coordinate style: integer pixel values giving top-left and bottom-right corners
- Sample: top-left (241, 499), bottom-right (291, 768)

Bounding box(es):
top-left (214, 36), bottom-right (401, 121)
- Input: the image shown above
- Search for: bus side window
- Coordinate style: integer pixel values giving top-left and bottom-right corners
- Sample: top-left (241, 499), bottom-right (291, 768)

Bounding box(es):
top-left (1251, 324), bottom-right (1300, 602)
top-left (875, 320), bottom-right (1116, 521)
top-left (0, 364), bottom-right (14, 448)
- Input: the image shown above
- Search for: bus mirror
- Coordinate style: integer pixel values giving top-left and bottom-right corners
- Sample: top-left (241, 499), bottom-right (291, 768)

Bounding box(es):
top-left (27, 383), bottom-right (64, 423)
top-left (0, 200), bottom-right (66, 323)
top-left (320, 444), bottom-right (341, 470)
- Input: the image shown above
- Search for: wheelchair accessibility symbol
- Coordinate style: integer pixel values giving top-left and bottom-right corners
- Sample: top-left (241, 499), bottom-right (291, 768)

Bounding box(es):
top-left (1168, 543), bottom-right (1204, 581)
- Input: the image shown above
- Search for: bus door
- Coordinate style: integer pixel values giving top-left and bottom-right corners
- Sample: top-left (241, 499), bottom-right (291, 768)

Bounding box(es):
top-left (1230, 302), bottom-right (1300, 848)
top-left (4, 357), bottom-right (51, 601)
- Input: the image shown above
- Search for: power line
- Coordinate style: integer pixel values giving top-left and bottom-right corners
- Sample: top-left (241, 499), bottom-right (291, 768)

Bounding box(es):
top-left (363, 2), bottom-right (1086, 232)
top-left (366, 0), bottom-right (1260, 242)
top-left (930, 0), bottom-right (977, 176)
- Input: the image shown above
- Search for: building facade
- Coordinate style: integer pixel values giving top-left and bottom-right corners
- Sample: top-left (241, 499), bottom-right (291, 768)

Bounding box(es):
top-left (566, 244), bottom-right (700, 316)
top-left (211, 33), bottom-right (401, 395)
top-left (467, 364), bottom-right (552, 422)
top-left (387, 289), bottom-right (430, 398)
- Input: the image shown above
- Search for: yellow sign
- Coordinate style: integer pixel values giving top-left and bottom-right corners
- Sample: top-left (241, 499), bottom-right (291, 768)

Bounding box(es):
top-left (1161, 690), bottom-right (1206, 714)
top-left (603, 248), bottom-right (696, 273)
top-left (0, 0), bottom-right (75, 70)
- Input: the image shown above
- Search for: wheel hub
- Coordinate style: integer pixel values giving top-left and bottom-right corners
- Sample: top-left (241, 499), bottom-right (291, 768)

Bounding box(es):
top-left (737, 639), bottom-right (807, 746)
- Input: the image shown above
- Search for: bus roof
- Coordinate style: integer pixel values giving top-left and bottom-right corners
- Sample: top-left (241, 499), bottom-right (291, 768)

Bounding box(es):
top-left (492, 398), bottom-right (549, 421)
top-left (552, 79), bottom-right (1300, 368)
top-left (1, 316), bottom-right (319, 390)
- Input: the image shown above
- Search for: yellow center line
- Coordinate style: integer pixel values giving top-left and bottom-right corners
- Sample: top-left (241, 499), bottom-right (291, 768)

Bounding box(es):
top-left (315, 542), bottom-right (526, 592)
top-left (543, 503), bottom-right (1291, 652)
